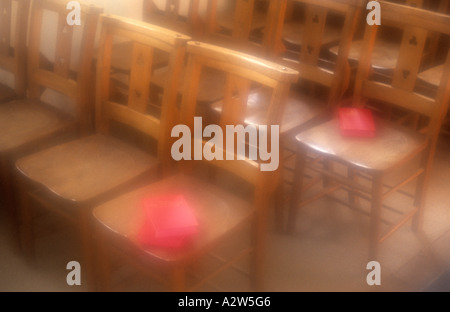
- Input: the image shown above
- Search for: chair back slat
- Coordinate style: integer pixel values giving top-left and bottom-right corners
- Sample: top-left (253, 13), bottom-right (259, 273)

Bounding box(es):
top-left (53, 8), bottom-right (75, 78)
top-left (127, 43), bottom-right (154, 114)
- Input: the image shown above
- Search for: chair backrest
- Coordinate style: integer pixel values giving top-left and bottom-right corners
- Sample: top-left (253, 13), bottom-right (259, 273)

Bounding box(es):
top-left (204, 0), bottom-right (286, 58)
top-left (95, 14), bottom-right (191, 166)
top-left (278, 0), bottom-right (364, 106)
top-left (0, 0), bottom-right (30, 98)
top-left (143, 0), bottom-right (202, 38)
top-left (353, 1), bottom-right (450, 138)
top-left (178, 41), bottom-right (298, 187)
top-left (27, 0), bottom-right (102, 134)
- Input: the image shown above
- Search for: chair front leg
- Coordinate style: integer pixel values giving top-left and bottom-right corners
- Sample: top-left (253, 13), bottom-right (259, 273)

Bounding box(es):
top-left (369, 173), bottom-right (383, 261)
top-left (286, 146), bottom-right (307, 234)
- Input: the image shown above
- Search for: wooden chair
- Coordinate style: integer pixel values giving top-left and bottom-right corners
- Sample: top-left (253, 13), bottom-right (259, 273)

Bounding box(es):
top-left (287, 1), bottom-right (450, 260)
top-left (208, 0), bottom-right (364, 231)
top-left (0, 0), bottom-right (30, 103)
top-left (0, 0), bottom-right (101, 246)
top-left (92, 41), bottom-right (298, 292)
top-left (15, 14), bottom-right (190, 288)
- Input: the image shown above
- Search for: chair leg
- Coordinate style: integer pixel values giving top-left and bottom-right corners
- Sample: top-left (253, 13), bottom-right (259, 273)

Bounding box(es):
top-left (77, 207), bottom-right (96, 290)
top-left (348, 168), bottom-right (360, 207)
top-left (412, 148), bottom-right (435, 232)
top-left (369, 174), bottom-right (383, 261)
top-left (273, 181), bottom-right (286, 234)
top-left (93, 229), bottom-right (112, 292)
top-left (286, 148), bottom-right (306, 234)
top-left (17, 179), bottom-right (36, 263)
top-left (251, 184), bottom-right (272, 292)
top-left (273, 146), bottom-right (287, 234)
top-left (170, 266), bottom-right (186, 292)
top-left (0, 157), bottom-right (21, 252)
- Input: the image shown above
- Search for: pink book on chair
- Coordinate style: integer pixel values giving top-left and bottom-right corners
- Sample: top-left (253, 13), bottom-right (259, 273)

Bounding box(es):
top-left (339, 107), bottom-right (376, 137)
top-left (137, 194), bottom-right (199, 249)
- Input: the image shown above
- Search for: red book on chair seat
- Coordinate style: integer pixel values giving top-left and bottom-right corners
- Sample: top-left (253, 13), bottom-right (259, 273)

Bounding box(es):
top-left (137, 194), bottom-right (199, 249)
top-left (339, 107), bottom-right (376, 137)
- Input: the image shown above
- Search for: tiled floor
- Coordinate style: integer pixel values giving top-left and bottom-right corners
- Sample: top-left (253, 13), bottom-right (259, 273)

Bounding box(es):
top-left (1, 136), bottom-right (450, 292)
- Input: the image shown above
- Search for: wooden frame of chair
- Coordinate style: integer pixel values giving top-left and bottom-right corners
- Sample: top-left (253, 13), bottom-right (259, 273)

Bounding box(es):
top-left (287, 1), bottom-right (450, 260)
top-left (15, 13), bottom-right (190, 290)
top-left (92, 41), bottom-right (298, 292)
top-left (0, 0), bottom-right (101, 249)
top-left (0, 0), bottom-right (30, 103)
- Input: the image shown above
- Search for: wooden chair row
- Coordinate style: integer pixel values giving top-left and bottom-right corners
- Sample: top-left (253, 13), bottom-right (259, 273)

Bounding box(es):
top-left (0, 0), bottom-right (299, 292)
top-left (1, 0), bottom-right (449, 291)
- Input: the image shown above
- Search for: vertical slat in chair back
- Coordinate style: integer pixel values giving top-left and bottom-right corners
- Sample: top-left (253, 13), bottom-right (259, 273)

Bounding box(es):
top-left (179, 41), bottom-right (298, 183)
top-left (262, 0), bottom-right (288, 57)
top-left (95, 15), bottom-right (190, 164)
top-left (0, 0), bottom-right (30, 98)
top-left (353, 1), bottom-right (450, 136)
top-left (27, 0), bottom-right (102, 134)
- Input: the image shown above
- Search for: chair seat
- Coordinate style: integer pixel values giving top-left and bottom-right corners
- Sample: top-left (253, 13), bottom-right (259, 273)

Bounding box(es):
top-left (211, 88), bottom-right (326, 135)
top-left (92, 174), bottom-right (254, 263)
top-left (0, 100), bottom-right (75, 154)
top-left (330, 39), bottom-right (400, 71)
top-left (0, 84), bottom-right (17, 103)
top-left (283, 21), bottom-right (342, 50)
top-left (16, 134), bottom-right (159, 204)
top-left (152, 65), bottom-right (227, 104)
top-left (418, 64), bottom-right (444, 87)
top-left (295, 118), bottom-right (428, 172)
